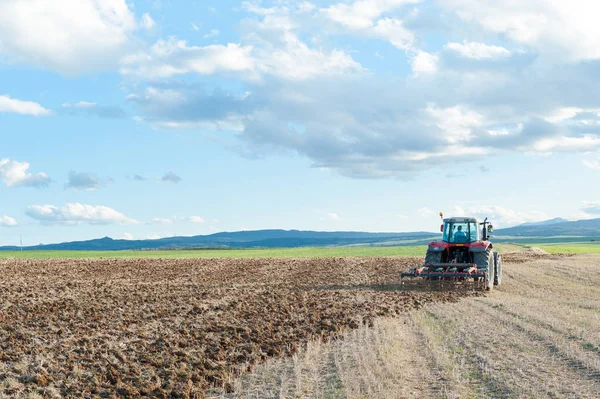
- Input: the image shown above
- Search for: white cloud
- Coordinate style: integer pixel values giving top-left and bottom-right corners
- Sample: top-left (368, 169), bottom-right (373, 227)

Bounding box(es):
top-left (0, 0), bottom-right (141, 74)
top-left (189, 216), bottom-right (205, 223)
top-left (147, 234), bottom-right (161, 240)
top-left (583, 160), bottom-right (600, 170)
top-left (242, 8), bottom-right (365, 80)
top-left (0, 216), bottom-right (18, 227)
top-left (123, 12), bottom-right (364, 81)
top-left (467, 205), bottom-right (548, 228)
top-left (410, 51), bottom-right (438, 75)
top-left (255, 32), bottom-right (364, 80)
top-left (320, 1), bottom-right (421, 55)
top-left (122, 232), bottom-right (134, 240)
top-left (529, 135), bottom-right (600, 153)
top-left (321, 0), bottom-right (421, 30)
top-left (120, 39), bottom-right (255, 78)
top-left (372, 18), bottom-right (414, 50)
top-left (141, 13), bottom-right (155, 30)
top-left (63, 101), bottom-right (97, 109)
top-left (544, 107), bottom-right (584, 123)
top-left (327, 212), bottom-right (340, 220)
top-left (397, 214), bottom-right (408, 220)
top-left (445, 41), bottom-right (511, 59)
top-left (426, 104), bottom-right (483, 143)
top-left (0, 95), bottom-right (51, 116)
top-left (204, 29), bottom-right (220, 39)
top-left (439, 0), bottom-right (600, 62)
top-left (0, 159), bottom-right (51, 188)
top-left (242, 1), bottom-right (315, 17)
top-left (25, 203), bottom-right (140, 225)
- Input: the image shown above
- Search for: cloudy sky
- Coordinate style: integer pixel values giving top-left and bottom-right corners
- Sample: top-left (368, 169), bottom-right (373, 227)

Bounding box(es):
top-left (2, 0), bottom-right (600, 245)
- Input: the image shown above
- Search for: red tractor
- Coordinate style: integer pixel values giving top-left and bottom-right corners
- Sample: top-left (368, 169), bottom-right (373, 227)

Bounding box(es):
top-left (402, 213), bottom-right (502, 291)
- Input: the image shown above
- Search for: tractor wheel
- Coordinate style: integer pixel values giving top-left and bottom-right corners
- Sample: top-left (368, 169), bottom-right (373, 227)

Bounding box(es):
top-left (424, 250), bottom-right (442, 281)
top-left (474, 248), bottom-right (494, 291)
top-left (493, 252), bottom-right (502, 286)
top-left (425, 250), bottom-right (442, 265)
top-left (486, 252), bottom-right (495, 291)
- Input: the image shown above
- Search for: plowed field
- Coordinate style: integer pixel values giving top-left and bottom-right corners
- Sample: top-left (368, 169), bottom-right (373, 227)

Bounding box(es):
top-left (0, 257), bottom-right (479, 398)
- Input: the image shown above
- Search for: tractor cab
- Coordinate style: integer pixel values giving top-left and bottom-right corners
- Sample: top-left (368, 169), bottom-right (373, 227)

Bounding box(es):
top-left (443, 218), bottom-right (479, 243)
top-left (441, 217), bottom-right (494, 243)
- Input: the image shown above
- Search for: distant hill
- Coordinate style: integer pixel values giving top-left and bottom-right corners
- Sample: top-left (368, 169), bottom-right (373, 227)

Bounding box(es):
top-left (496, 218), bottom-right (600, 237)
top-left (0, 230), bottom-right (437, 251)
top-left (516, 218), bottom-right (569, 227)
top-left (3, 218), bottom-right (600, 252)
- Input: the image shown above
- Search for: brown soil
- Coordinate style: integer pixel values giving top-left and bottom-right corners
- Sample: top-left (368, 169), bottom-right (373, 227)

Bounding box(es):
top-left (0, 257), bottom-right (481, 398)
top-left (500, 251), bottom-right (574, 264)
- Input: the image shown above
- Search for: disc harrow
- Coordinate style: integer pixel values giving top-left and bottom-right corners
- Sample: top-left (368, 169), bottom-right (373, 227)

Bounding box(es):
top-left (401, 263), bottom-right (489, 291)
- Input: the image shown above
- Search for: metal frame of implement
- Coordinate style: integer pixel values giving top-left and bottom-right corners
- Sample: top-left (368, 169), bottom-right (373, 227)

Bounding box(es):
top-left (401, 263), bottom-right (489, 290)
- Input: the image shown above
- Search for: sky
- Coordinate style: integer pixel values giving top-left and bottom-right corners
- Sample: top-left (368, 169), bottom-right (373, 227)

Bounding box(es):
top-left (2, 0), bottom-right (600, 246)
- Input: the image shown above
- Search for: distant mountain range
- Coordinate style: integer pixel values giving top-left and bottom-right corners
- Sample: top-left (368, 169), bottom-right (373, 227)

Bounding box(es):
top-left (0, 230), bottom-right (436, 251)
top-left (2, 218), bottom-right (599, 251)
top-left (495, 217), bottom-right (600, 237)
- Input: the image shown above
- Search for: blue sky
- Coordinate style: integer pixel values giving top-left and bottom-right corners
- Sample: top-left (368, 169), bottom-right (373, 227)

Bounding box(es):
top-left (2, 0), bottom-right (600, 246)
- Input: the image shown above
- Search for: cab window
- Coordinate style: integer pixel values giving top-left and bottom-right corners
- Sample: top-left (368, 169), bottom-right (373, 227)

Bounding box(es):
top-left (443, 222), bottom-right (479, 243)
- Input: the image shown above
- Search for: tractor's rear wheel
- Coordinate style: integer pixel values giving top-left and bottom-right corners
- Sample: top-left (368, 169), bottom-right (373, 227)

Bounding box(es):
top-left (494, 252), bottom-right (502, 286)
top-left (424, 250), bottom-right (442, 281)
top-left (425, 250), bottom-right (442, 265)
top-left (486, 252), bottom-right (494, 291)
top-left (474, 248), bottom-right (494, 291)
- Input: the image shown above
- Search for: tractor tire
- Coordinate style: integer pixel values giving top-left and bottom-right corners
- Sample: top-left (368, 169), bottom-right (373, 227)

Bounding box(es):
top-left (473, 247), bottom-right (494, 291)
top-left (493, 252), bottom-right (502, 286)
top-left (425, 250), bottom-right (442, 265)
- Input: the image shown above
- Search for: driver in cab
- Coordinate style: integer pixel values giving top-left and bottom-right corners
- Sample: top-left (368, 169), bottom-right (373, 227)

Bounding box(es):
top-left (454, 226), bottom-right (468, 242)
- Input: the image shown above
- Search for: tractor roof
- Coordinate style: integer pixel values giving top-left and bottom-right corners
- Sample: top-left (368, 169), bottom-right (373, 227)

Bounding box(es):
top-left (443, 217), bottom-right (479, 223)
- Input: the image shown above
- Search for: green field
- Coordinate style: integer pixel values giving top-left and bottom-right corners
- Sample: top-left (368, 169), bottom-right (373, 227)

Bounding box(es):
top-left (1, 242), bottom-right (598, 259)
top-left (535, 242), bottom-right (600, 254)
top-left (0, 243), bottom-right (537, 259)
top-left (0, 246), bottom-right (428, 259)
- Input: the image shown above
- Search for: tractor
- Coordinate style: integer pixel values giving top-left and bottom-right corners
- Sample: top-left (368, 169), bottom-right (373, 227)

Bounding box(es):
top-left (401, 213), bottom-right (502, 291)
